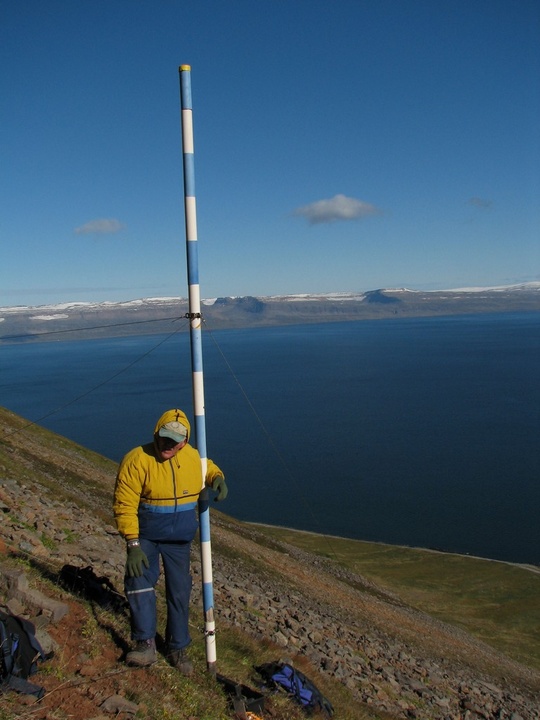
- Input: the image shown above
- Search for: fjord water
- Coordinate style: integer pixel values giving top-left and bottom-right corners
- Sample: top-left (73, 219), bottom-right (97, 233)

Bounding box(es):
top-left (2, 313), bottom-right (539, 565)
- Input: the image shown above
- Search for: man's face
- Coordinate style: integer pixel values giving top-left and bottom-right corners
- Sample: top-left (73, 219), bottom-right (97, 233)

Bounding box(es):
top-left (155, 435), bottom-right (186, 461)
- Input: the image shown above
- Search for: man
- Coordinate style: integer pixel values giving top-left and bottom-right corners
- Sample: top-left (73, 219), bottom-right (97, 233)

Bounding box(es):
top-left (113, 408), bottom-right (228, 674)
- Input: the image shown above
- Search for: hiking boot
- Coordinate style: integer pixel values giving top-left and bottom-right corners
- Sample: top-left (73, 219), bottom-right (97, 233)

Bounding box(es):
top-left (168, 648), bottom-right (193, 676)
top-left (126, 638), bottom-right (157, 667)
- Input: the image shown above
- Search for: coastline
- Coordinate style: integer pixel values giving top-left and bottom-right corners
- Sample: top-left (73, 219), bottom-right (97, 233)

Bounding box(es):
top-left (248, 521), bottom-right (540, 574)
top-left (1, 287), bottom-right (540, 343)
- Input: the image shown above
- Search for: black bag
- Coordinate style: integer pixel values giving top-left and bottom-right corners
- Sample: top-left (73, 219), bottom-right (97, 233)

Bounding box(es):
top-left (256, 661), bottom-right (334, 717)
top-left (59, 564), bottom-right (127, 612)
top-left (216, 673), bottom-right (266, 718)
top-left (0, 610), bottom-right (48, 698)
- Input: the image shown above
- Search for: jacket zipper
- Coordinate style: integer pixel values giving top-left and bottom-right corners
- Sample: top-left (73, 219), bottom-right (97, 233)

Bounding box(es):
top-left (169, 459), bottom-right (178, 510)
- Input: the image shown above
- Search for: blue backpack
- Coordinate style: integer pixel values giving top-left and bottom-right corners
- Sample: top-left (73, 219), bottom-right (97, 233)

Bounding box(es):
top-left (0, 610), bottom-right (48, 698)
top-left (256, 661), bottom-right (334, 717)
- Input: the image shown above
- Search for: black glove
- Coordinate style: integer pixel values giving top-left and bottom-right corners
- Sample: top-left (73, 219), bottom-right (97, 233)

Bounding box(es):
top-left (126, 543), bottom-right (149, 578)
top-left (212, 476), bottom-right (228, 501)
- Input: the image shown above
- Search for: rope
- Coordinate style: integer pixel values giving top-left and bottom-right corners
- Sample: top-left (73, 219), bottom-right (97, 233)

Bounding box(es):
top-left (0, 315), bottom-right (185, 342)
top-left (3, 311), bottom-right (341, 562)
top-left (2, 319), bottom-right (189, 439)
top-left (202, 319), bottom-right (341, 562)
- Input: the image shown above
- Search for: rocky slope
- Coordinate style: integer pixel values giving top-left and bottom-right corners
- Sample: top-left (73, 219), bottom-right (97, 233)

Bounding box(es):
top-left (1, 407), bottom-right (539, 719)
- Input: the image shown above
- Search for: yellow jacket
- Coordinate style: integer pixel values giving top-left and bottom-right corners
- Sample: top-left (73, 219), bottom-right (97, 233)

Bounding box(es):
top-left (113, 409), bottom-right (224, 541)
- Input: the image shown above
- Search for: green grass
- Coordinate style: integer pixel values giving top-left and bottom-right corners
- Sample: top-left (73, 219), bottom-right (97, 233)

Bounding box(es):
top-left (254, 526), bottom-right (540, 670)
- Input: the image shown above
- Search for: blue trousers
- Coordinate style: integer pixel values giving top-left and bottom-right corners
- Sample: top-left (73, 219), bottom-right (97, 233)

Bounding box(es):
top-left (125, 537), bottom-right (193, 651)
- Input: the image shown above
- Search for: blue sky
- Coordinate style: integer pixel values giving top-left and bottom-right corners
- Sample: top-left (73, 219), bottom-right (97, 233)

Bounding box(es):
top-left (2, 0), bottom-right (539, 307)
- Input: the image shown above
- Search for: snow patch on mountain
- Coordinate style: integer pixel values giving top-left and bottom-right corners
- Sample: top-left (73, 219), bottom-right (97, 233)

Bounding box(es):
top-left (31, 314), bottom-right (70, 321)
top-left (444, 282), bottom-right (540, 293)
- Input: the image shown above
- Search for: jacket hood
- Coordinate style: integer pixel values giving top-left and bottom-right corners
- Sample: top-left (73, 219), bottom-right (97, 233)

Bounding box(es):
top-left (153, 409), bottom-right (191, 443)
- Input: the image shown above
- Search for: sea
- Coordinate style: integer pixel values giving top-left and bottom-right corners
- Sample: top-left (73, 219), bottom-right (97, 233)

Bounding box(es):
top-left (1, 312), bottom-right (539, 566)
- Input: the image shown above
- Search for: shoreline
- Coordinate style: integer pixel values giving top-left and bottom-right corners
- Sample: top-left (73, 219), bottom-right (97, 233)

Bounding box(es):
top-left (247, 521), bottom-right (540, 574)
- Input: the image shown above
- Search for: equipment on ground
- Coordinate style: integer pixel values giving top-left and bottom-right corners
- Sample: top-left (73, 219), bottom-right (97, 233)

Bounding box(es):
top-left (0, 610), bottom-right (49, 698)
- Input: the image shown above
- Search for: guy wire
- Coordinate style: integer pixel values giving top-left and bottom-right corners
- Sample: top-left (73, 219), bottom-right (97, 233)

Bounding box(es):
top-left (0, 315), bottom-right (184, 342)
top-left (3, 320), bottom-right (190, 439)
top-left (4, 314), bottom-right (342, 562)
top-left (202, 319), bottom-right (341, 563)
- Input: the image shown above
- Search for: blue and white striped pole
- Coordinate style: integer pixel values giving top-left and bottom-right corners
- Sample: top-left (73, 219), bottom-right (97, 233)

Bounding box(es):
top-left (179, 64), bottom-right (216, 673)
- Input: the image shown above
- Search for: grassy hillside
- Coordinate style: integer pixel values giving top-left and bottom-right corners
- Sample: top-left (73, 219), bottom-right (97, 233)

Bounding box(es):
top-left (255, 526), bottom-right (540, 671)
top-left (0, 406), bottom-right (538, 720)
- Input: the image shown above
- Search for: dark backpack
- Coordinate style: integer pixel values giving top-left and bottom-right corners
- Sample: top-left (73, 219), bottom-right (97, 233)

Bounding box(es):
top-left (0, 610), bottom-right (48, 698)
top-left (256, 661), bottom-right (334, 717)
top-left (59, 564), bottom-right (127, 613)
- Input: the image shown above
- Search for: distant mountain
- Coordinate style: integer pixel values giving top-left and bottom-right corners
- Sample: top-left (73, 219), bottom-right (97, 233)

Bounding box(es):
top-left (1, 283), bottom-right (539, 343)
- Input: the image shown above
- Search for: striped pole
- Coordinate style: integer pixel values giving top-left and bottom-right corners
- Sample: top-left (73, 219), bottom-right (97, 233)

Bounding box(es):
top-left (178, 64), bottom-right (217, 673)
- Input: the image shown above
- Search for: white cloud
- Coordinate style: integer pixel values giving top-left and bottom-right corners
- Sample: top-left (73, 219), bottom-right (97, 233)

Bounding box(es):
top-left (293, 194), bottom-right (381, 225)
top-left (74, 218), bottom-right (125, 235)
